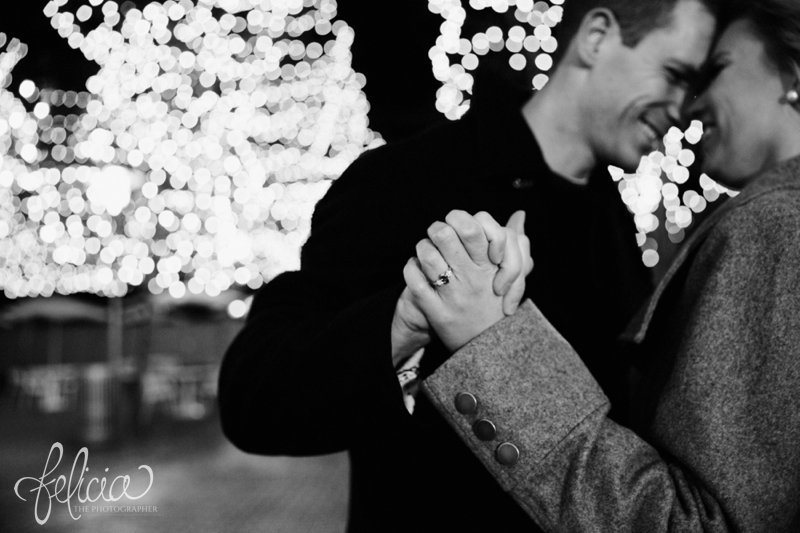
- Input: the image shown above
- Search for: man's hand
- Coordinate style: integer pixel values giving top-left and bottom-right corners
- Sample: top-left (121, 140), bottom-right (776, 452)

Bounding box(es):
top-left (404, 210), bottom-right (533, 352)
top-left (497, 210), bottom-right (531, 315)
top-left (453, 210), bottom-right (531, 315)
top-left (390, 287), bottom-right (430, 367)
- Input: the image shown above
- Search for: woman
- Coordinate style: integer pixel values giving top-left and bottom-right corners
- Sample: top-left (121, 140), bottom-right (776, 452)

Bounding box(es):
top-left (404, 2), bottom-right (800, 530)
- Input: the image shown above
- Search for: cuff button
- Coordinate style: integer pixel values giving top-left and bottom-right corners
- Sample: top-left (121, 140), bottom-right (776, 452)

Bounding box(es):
top-left (495, 442), bottom-right (520, 466)
top-left (454, 392), bottom-right (478, 415)
top-left (472, 419), bottom-right (497, 441)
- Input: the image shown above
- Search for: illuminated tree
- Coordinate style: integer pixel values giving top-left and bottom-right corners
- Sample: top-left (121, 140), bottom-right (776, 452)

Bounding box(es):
top-left (0, 0), bottom-right (382, 300)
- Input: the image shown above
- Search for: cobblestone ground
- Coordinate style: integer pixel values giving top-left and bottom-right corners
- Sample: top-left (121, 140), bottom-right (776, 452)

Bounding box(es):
top-left (0, 397), bottom-right (349, 533)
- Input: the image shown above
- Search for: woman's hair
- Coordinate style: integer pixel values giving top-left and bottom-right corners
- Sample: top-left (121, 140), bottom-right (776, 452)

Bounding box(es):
top-left (734, 0), bottom-right (800, 74)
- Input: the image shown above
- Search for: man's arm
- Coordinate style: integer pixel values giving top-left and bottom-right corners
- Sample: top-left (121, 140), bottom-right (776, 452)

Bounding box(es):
top-left (421, 205), bottom-right (800, 532)
top-left (218, 153), bottom-right (418, 456)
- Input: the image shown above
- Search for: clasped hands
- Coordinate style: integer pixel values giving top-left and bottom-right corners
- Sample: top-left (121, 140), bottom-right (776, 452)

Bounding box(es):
top-left (391, 210), bottom-right (533, 366)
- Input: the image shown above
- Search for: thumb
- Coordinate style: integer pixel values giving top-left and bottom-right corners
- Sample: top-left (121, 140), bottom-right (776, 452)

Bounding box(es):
top-left (506, 210), bottom-right (526, 234)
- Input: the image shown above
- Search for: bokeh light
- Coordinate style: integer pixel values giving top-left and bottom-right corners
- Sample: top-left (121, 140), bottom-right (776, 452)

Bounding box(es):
top-left (427, 0), bottom-right (564, 119)
top-left (0, 0), bottom-right (383, 299)
top-left (609, 120), bottom-right (738, 267)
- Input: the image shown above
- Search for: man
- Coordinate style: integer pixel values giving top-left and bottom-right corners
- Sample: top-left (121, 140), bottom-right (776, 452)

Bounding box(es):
top-left (217, 1), bottom-right (717, 530)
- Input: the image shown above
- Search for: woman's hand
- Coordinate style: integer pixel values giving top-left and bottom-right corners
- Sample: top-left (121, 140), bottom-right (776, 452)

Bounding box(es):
top-left (404, 210), bottom-right (532, 352)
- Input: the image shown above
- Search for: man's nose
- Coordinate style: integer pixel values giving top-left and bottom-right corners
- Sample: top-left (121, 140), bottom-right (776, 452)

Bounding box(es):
top-left (674, 86), bottom-right (710, 128)
top-left (667, 86), bottom-right (691, 127)
top-left (683, 92), bottom-right (708, 125)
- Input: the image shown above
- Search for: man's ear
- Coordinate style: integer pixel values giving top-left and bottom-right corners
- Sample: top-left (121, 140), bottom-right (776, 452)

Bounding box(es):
top-left (573, 8), bottom-right (620, 67)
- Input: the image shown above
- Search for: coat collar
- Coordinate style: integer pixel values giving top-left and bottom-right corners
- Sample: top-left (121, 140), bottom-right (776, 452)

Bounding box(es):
top-left (624, 154), bottom-right (800, 344)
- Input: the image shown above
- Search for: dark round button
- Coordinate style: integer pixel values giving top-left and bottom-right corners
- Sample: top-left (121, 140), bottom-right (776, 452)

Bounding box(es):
top-left (454, 392), bottom-right (478, 415)
top-left (472, 419), bottom-right (497, 441)
top-left (495, 442), bottom-right (520, 466)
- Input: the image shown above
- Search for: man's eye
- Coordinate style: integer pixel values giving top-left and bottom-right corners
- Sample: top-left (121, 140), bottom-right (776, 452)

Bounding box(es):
top-left (703, 60), bottom-right (729, 83)
top-left (666, 68), bottom-right (690, 88)
top-left (705, 62), bottom-right (726, 80)
top-left (692, 62), bottom-right (726, 92)
top-left (687, 62), bottom-right (726, 98)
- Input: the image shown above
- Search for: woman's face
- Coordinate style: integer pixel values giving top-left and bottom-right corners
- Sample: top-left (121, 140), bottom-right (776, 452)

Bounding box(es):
top-left (690, 18), bottom-right (800, 188)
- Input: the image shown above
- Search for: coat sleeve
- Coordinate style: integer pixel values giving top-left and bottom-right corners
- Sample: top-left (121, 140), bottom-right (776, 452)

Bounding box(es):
top-left (421, 201), bottom-right (800, 532)
top-left (218, 152), bottom-right (414, 456)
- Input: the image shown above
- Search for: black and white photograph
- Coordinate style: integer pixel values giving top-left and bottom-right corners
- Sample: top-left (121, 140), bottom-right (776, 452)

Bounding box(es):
top-left (1, 0), bottom-right (798, 531)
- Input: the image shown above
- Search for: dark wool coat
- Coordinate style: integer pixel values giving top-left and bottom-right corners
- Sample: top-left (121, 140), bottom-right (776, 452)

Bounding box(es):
top-left (423, 155), bottom-right (800, 531)
top-left (218, 87), bottom-right (650, 532)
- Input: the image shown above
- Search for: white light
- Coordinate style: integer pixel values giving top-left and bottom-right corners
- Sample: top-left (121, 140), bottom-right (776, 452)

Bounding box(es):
top-left (86, 166), bottom-right (133, 216)
top-left (427, 0), bottom-right (559, 118)
top-left (19, 79), bottom-right (37, 100)
top-left (227, 298), bottom-right (248, 319)
top-left (611, 121), bottom-right (735, 266)
top-left (0, 0), bottom-right (384, 298)
top-left (168, 281), bottom-right (186, 298)
top-left (33, 102), bottom-right (50, 119)
top-left (76, 5), bottom-right (92, 22)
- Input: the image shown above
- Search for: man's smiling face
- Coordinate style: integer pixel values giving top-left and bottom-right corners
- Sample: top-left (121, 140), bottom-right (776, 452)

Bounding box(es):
top-left (581, 0), bottom-right (717, 170)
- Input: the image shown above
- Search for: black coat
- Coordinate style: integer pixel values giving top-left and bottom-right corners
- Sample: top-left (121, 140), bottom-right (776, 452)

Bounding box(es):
top-left (218, 90), bottom-right (651, 532)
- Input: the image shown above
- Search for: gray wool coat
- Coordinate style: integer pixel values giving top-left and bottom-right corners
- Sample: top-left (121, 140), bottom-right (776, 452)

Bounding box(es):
top-left (422, 156), bottom-right (800, 532)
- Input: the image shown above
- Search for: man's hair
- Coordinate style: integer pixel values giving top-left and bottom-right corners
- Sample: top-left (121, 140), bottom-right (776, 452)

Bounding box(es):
top-left (551, 0), bottom-right (722, 62)
top-left (732, 0), bottom-right (800, 75)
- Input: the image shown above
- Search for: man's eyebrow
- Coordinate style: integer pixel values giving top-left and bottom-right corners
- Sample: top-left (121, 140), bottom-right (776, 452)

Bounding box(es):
top-left (707, 50), bottom-right (730, 64)
top-left (668, 61), bottom-right (702, 79)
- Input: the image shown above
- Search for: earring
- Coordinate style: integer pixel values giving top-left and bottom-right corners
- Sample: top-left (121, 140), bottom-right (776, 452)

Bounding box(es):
top-left (786, 88), bottom-right (799, 105)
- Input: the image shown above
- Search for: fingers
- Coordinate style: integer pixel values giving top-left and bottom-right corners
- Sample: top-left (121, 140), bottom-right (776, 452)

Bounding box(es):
top-left (503, 274), bottom-right (526, 315)
top-left (518, 231), bottom-right (534, 275)
top-left (502, 229), bottom-right (533, 315)
top-left (415, 238), bottom-right (450, 285)
top-left (506, 210), bottom-right (526, 235)
top-left (493, 227), bottom-right (521, 296)
top-left (427, 220), bottom-right (472, 273)
top-left (403, 257), bottom-right (437, 305)
top-left (443, 210), bottom-right (491, 266)
top-left (495, 210), bottom-right (532, 300)
top-left (473, 211), bottom-right (506, 265)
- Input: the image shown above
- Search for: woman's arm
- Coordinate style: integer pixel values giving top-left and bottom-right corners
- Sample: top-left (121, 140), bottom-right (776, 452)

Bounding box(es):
top-left (421, 197), bottom-right (800, 531)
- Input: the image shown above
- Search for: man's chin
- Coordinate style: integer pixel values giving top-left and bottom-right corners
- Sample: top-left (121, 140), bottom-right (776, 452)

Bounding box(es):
top-left (614, 147), bottom-right (648, 173)
top-left (601, 139), bottom-right (649, 173)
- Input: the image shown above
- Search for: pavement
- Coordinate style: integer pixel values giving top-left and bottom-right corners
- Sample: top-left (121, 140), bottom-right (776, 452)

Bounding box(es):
top-left (0, 396), bottom-right (349, 533)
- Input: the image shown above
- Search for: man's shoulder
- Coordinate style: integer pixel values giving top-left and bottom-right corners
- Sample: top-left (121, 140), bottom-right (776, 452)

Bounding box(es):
top-left (350, 115), bottom-right (486, 179)
top-left (316, 117), bottom-right (483, 215)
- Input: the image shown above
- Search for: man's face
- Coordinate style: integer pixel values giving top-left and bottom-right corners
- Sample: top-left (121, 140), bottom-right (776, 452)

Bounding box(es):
top-left (581, 0), bottom-right (716, 170)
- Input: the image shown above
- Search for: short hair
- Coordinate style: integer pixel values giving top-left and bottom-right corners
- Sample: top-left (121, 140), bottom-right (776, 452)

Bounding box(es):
top-left (552, 0), bottom-right (722, 62)
top-left (731, 0), bottom-right (800, 74)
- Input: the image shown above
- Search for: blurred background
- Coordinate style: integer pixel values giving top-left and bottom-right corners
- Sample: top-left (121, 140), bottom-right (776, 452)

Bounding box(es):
top-left (0, 1), bottom-right (446, 531)
top-left (0, 1), bottom-right (727, 531)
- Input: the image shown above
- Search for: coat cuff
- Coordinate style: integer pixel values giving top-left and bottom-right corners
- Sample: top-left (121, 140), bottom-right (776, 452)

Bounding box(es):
top-left (421, 300), bottom-right (608, 491)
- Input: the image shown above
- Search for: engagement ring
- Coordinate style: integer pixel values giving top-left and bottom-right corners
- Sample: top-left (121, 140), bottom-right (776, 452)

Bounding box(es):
top-left (431, 267), bottom-right (453, 288)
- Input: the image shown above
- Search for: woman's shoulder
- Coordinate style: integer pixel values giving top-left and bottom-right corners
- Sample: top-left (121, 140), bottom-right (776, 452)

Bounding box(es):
top-left (711, 183), bottom-right (800, 251)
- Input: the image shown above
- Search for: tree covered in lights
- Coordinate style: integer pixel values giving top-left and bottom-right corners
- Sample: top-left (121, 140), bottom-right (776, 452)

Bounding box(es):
top-left (0, 0), bottom-right (383, 300)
